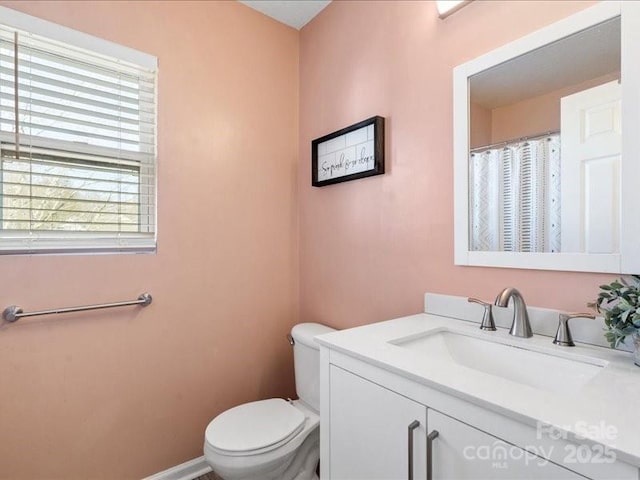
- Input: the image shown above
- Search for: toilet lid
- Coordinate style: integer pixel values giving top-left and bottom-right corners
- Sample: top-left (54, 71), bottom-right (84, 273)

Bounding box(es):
top-left (206, 398), bottom-right (306, 453)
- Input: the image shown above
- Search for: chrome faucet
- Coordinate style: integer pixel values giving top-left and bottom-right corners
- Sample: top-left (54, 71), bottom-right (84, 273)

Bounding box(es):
top-left (494, 287), bottom-right (533, 338)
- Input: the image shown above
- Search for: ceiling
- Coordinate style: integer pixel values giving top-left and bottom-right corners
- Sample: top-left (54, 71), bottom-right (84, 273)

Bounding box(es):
top-left (239, 1), bottom-right (331, 30)
top-left (471, 17), bottom-right (621, 109)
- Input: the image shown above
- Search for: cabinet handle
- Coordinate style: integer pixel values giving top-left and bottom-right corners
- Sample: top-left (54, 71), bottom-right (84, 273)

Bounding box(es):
top-left (407, 420), bottom-right (420, 480)
top-left (427, 430), bottom-right (439, 480)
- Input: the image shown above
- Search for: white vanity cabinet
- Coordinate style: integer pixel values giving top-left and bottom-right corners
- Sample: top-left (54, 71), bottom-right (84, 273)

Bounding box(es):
top-left (429, 410), bottom-right (582, 480)
top-left (327, 364), bottom-right (582, 480)
top-left (318, 303), bottom-right (640, 479)
top-left (329, 365), bottom-right (427, 479)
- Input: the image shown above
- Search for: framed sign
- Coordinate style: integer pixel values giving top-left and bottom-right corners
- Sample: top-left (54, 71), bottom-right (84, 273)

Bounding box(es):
top-left (312, 116), bottom-right (385, 187)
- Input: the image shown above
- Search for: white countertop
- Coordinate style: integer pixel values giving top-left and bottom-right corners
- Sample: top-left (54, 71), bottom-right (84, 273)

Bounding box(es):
top-left (316, 313), bottom-right (640, 467)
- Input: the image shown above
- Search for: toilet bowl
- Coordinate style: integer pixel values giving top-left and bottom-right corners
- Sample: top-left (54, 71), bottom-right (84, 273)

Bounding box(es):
top-left (203, 323), bottom-right (334, 480)
top-left (204, 399), bottom-right (319, 480)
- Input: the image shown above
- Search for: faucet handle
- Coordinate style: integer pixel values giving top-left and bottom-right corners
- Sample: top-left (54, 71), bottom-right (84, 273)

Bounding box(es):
top-left (553, 312), bottom-right (596, 347)
top-left (468, 298), bottom-right (496, 331)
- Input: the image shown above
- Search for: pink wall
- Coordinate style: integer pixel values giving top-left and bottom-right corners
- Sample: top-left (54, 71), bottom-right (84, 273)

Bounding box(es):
top-left (470, 73), bottom-right (620, 149)
top-left (491, 73), bottom-right (620, 143)
top-left (469, 101), bottom-right (492, 149)
top-left (0, 1), bottom-right (299, 479)
top-left (298, 0), bottom-right (615, 332)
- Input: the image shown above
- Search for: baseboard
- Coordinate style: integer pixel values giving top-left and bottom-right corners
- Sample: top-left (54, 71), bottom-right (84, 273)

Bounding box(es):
top-left (142, 456), bottom-right (212, 480)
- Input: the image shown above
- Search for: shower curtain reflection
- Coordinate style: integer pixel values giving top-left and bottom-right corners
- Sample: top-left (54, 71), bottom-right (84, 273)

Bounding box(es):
top-left (469, 134), bottom-right (561, 253)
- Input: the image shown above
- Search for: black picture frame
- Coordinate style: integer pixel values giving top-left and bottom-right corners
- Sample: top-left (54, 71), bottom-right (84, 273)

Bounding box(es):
top-left (311, 116), bottom-right (385, 187)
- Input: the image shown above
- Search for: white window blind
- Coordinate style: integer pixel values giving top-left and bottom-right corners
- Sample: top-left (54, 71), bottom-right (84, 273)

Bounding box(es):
top-left (0, 13), bottom-right (156, 254)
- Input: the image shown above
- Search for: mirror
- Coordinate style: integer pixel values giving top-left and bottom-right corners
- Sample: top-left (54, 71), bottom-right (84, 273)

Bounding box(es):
top-left (469, 17), bottom-right (620, 254)
top-left (454, 1), bottom-right (640, 273)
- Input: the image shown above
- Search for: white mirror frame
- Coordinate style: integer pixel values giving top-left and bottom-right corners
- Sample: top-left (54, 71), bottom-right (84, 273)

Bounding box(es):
top-left (453, 1), bottom-right (640, 274)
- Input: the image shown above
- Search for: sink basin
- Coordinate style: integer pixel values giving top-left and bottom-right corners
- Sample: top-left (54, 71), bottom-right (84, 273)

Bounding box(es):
top-left (390, 329), bottom-right (606, 394)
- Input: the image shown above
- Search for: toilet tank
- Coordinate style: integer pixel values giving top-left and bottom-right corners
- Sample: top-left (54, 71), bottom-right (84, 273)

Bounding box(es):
top-left (291, 323), bottom-right (335, 412)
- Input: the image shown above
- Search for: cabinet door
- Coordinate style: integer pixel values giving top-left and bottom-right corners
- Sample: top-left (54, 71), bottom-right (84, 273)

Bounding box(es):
top-left (428, 410), bottom-right (583, 480)
top-left (329, 365), bottom-right (427, 480)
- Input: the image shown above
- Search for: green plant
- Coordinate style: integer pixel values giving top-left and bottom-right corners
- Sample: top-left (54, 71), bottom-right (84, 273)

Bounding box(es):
top-left (591, 275), bottom-right (640, 348)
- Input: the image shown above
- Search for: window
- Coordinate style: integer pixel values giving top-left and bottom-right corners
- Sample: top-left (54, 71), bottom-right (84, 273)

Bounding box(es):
top-left (0, 7), bottom-right (157, 254)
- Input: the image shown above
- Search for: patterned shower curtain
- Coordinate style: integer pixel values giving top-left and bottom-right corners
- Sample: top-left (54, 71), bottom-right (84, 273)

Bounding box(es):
top-left (469, 134), bottom-right (561, 253)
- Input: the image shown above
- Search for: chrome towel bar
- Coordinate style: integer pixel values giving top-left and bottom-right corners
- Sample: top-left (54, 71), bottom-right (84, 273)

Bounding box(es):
top-left (2, 293), bottom-right (152, 323)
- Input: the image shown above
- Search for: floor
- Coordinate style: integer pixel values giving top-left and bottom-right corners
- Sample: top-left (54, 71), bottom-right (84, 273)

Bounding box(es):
top-left (196, 464), bottom-right (321, 479)
top-left (194, 472), bottom-right (221, 480)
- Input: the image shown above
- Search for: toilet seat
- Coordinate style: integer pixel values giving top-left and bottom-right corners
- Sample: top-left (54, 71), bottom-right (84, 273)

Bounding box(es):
top-left (206, 398), bottom-right (306, 456)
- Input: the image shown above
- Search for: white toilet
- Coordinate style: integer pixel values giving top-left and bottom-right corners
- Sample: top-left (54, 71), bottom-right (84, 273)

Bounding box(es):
top-left (204, 323), bottom-right (335, 480)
